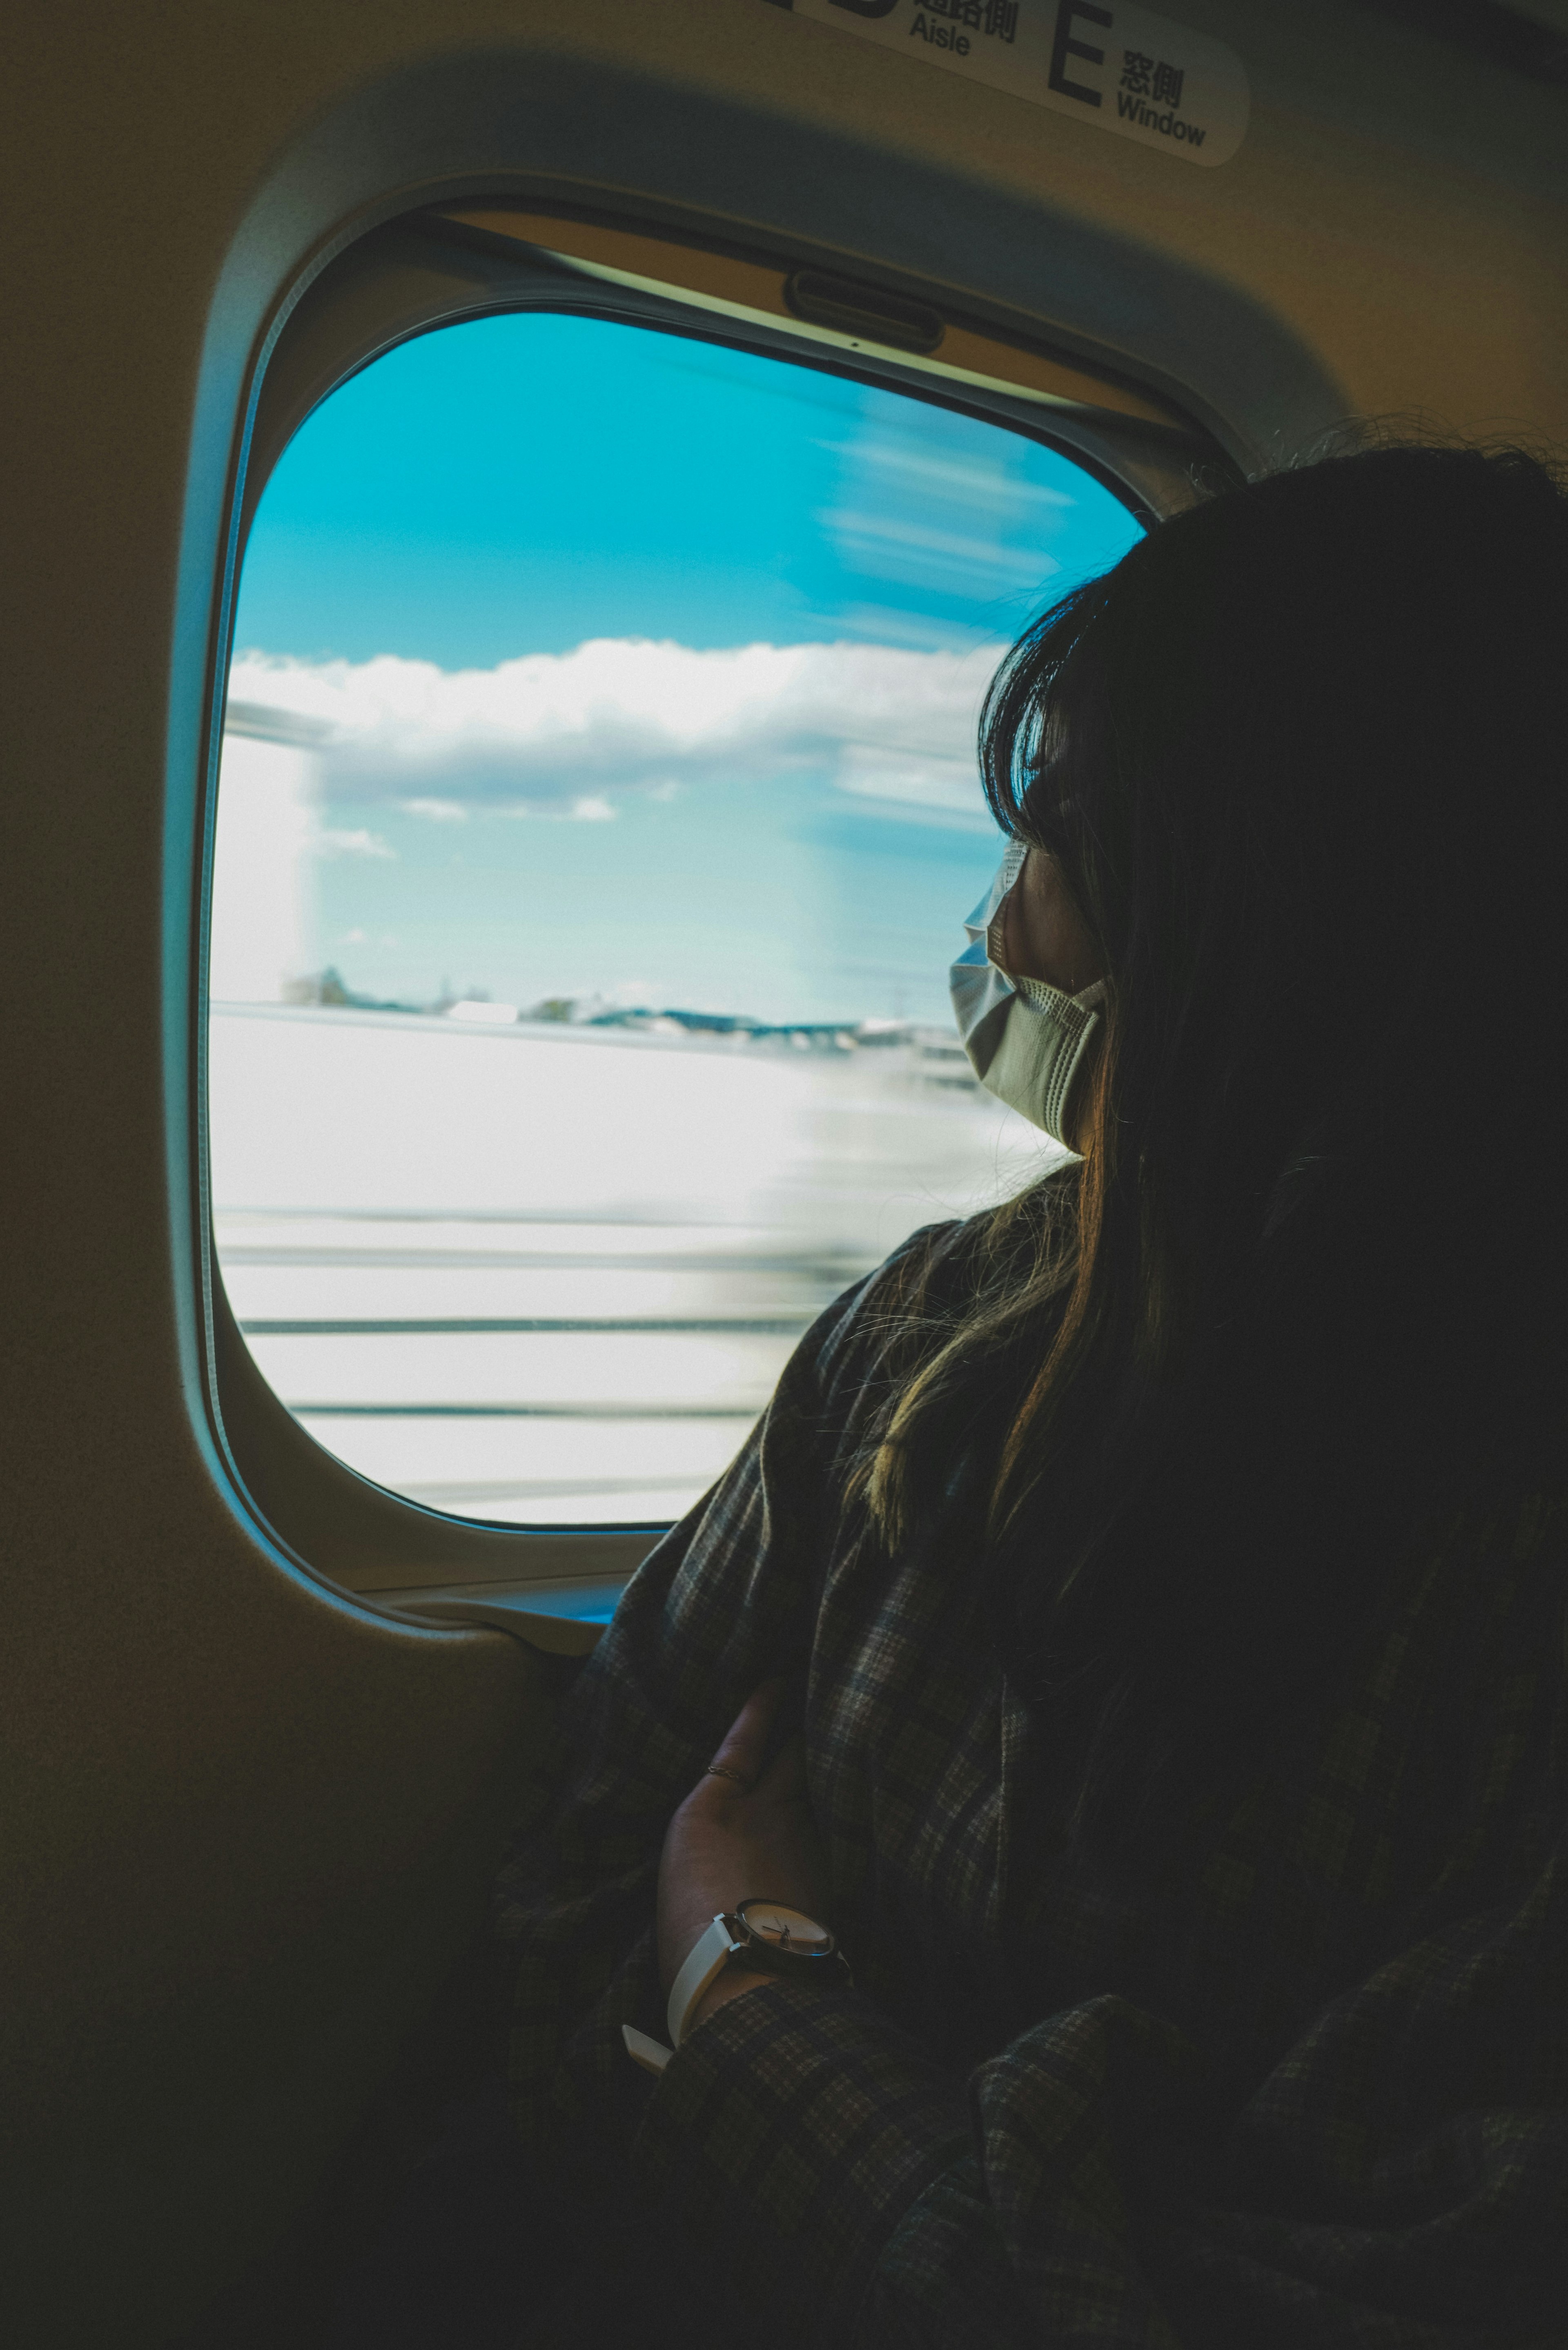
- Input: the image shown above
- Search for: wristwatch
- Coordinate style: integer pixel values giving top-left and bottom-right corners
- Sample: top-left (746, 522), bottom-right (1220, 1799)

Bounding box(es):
top-left (621, 1899), bottom-right (852, 2077)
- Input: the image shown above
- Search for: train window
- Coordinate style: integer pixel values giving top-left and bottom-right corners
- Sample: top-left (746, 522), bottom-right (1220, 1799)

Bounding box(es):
top-left (209, 310), bottom-right (1141, 1529)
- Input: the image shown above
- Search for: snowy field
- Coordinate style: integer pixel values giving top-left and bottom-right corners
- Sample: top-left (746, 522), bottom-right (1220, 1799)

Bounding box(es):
top-left (209, 1004), bottom-right (1060, 1525)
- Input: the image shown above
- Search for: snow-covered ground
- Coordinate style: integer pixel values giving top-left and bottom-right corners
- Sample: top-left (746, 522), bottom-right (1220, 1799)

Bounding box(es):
top-left (209, 1003), bottom-right (1060, 1525)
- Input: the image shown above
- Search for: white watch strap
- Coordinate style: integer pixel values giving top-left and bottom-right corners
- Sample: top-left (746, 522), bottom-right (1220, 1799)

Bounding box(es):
top-left (621, 2024), bottom-right (673, 2076)
top-left (618, 1913), bottom-right (751, 2076)
top-left (666, 1912), bottom-right (742, 2048)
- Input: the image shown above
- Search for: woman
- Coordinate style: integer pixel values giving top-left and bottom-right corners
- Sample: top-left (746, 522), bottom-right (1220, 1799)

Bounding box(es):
top-left (494, 446), bottom-right (1568, 2347)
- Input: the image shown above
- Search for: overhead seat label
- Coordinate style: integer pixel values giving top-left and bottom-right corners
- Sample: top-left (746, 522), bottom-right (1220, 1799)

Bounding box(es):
top-left (759, 0), bottom-right (1250, 167)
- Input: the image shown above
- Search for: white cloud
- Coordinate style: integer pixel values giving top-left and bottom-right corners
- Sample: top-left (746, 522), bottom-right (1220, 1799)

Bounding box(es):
top-left (835, 743), bottom-right (984, 816)
top-left (400, 797), bottom-right (468, 822)
top-left (819, 511), bottom-right (1060, 594)
top-left (226, 637), bottom-right (1004, 827)
top-left (817, 436), bottom-right (1077, 514)
top-left (315, 827), bottom-right (395, 860)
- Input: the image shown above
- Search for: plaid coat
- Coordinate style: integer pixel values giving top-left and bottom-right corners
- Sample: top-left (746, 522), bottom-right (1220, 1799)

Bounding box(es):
top-left (495, 1232), bottom-right (1568, 2347)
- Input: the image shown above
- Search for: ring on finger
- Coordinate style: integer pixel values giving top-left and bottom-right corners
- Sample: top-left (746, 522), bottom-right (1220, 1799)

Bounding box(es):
top-left (702, 1764), bottom-right (753, 1792)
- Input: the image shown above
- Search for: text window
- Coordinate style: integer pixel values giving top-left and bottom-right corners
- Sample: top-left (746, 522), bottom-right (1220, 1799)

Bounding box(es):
top-left (210, 311), bottom-right (1141, 1525)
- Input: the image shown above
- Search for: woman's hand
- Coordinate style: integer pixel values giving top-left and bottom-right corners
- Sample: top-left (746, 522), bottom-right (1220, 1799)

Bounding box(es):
top-left (657, 1679), bottom-right (831, 2030)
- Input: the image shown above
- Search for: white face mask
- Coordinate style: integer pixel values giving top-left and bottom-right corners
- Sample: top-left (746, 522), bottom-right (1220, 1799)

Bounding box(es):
top-left (949, 841), bottom-right (1107, 1146)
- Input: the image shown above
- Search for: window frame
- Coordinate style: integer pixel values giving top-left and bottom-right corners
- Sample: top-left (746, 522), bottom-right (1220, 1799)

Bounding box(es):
top-left (203, 197), bottom-right (1234, 1644)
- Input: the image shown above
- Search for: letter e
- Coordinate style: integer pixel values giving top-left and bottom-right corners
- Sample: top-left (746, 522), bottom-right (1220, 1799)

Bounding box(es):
top-left (1049, 0), bottom-right (1111, 106)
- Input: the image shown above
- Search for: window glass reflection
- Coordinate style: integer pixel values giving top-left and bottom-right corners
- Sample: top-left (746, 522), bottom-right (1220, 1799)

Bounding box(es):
top-left (210, 314), bottom-right (1142, 1524)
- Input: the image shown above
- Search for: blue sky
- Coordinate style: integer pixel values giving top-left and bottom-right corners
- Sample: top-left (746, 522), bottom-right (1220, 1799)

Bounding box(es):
top-left (229, 312), bottom-right (1141, 1024)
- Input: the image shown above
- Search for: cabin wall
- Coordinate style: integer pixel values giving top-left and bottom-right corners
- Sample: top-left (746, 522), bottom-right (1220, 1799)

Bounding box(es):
top-left (2, 3), bottom-right (1563, 2342)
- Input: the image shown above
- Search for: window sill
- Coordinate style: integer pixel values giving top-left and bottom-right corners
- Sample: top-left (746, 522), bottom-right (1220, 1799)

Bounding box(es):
top-left (371, 1574), bottom-right (629, 1654)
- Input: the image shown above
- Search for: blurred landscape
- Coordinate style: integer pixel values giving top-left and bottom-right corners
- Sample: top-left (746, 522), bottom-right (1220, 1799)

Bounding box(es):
top-left (211, 1000), bottom-right (1056, 1525)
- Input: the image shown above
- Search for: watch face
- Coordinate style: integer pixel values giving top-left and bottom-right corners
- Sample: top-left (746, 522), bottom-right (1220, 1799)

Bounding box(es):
top-left (736, 1901), bottom-right (834, 1956)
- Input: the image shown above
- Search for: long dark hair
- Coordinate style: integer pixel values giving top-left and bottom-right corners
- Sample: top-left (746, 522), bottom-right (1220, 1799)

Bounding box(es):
top-left (864, 444), bottom-right (1568, 1837)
